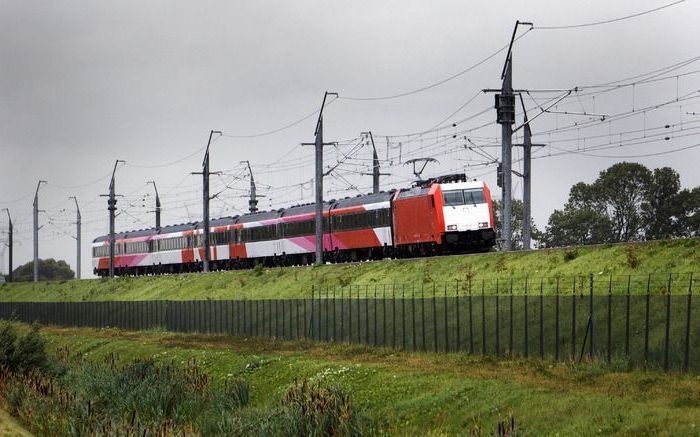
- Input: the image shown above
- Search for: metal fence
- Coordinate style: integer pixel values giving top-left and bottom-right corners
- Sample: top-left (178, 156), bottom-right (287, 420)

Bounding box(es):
top-left (0, 273), bottom-right (697, 372)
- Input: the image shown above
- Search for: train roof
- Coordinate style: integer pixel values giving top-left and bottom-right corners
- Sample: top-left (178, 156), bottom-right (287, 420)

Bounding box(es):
top-left (281, 202), bottom-right (327, 217)
top-left (334, 191), bottom-right (394, 209)
top-left (395, 186), bottom-right (432, 199)
top-left (93, 227), bottom-right (159, 243)
top-left (236, 210), bottom-right (281, 223)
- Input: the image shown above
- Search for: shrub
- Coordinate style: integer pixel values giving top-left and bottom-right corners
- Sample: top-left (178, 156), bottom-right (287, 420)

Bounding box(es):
top-left (0, 322), bottom-right (18, 369)
top-left (563, 249), bottom-right (579, 262)
top-left (280, 379), bottom-right (372, 436)
top-left (14, 323), bottom-right (49, 373)
top-left (0, 321), bottom-right (49, 374)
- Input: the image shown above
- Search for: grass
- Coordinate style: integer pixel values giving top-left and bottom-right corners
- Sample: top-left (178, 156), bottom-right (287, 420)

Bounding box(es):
top-left (18, 324), bottom-right (700, 435)
top-left (0, 239), bottom-right (698, 301)
top-left (0, 408), bottom-right (31, 437)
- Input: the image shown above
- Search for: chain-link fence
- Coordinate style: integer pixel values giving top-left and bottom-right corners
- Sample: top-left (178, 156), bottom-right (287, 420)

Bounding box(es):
top-left (0, 273), bottom-right (697, 372)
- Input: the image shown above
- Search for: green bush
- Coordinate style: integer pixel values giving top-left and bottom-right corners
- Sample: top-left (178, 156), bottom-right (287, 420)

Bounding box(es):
top-left (563, 249), bottom-right (579, 262)
top-left (0, 322), bottom-right (49, 374)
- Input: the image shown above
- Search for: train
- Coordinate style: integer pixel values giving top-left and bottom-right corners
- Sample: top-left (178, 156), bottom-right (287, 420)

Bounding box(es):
top-left (92, 174), bottom-right (495, 276)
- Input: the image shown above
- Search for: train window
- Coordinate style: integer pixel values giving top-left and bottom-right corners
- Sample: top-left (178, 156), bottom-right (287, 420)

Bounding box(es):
top-left (331, 209), bottom-right (389, 232)
top-left (463, 188), bottom-right (485, 204)
top-left (443, 190), bottom-right (465, 206)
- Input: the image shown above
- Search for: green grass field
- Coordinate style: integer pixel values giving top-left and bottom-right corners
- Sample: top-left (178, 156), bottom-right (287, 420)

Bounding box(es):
top-left (0, 239), bottom-right (698, 302)
top-left (30, 324), bottom-right (700, 435)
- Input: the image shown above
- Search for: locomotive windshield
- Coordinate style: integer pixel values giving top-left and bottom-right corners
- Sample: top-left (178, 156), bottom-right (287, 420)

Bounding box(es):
top-left (442, 188), bottom-right (485, 206)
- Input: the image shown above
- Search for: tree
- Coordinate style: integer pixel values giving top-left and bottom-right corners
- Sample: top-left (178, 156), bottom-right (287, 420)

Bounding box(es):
top-left (11, 258), bottom-right (75, 282)
top-left (642, 167), bottom-right (683, 239)
top-left (542, 207), bottom-right (612, 247)
top-left (542, 162), bottom-right (699, 247)
top-left (542, 162), bottom-right (652, 247)
top-left (493, 199), bottom-right (542, 250)
top-left (593, 162), bottom-right (652, 242)
top-left (675, 186), bottom-right (700, 237)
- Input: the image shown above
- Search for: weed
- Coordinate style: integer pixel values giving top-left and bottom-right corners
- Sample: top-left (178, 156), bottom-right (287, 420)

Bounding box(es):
top-left (563, 249), bottom-right (579, 262)
top-left (280, 379), bottom-right (372, 436)
top-left (254, 264), bottom-right (265, 277)
top-left (495, 255), bottom-right (507, 272)
top-left (624, 245), bottom-right (641, 269)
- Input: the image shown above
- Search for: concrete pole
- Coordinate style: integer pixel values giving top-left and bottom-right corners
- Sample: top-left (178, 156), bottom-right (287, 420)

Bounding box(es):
top-left (522, 121), bottom-right (532, 250)
top-left (3, 209), bottom-right (11, 282)
top-left (501, 54), bottom-right (513, 251)
top-left (70, 197), bottom-right (81, 279)
top-left (369, 131), bottom-right (380, 194)
top-left (108, 173), bottom-right (116, 278)
top-left (201, 130), bottom-right (221, 273)
top-left (105, 160), bottom-right (123, 278)
top-left (314, 116), bottom-right (324, 265)
top-left (148, 181), bottom-right (161, 230)
top-left (33, 180), bottom-right (46, 282)
top-left (244, 161), bottom-right (258, 213)
top-left (203, 135), bottom-right (211, 272)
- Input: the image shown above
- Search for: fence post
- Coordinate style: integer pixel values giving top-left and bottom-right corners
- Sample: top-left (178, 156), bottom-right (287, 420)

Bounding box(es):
top-left (332, 286), bottom-right (336, 342)
top-left (625, 275), bottom-right (631, 357)
top-left (310, 286), bottom-right (315, 340)
top-left (684, 273), bottom-right (693, 372)
top-left (382, 285), bottom-right (387, 348)
top-left (323, 287), bottom-right (327, 341)
top-left (412, 284), bottom-right (417, 351)
top-left (303, 294), bottom-right (308, 339)
top-left (607, 274), bottom-right (612, 363)
top-left (432, 283), bottom-right (438, 353)
top-left (455, 280), bottom-right (461, 353)
top-left (421, 284), bottom-right (426, 351)
top-left (392, 284), bottom-right (396, 349)
top-left (353, 286), bottom-right (358, 343)
top-left (555, 277), bottom-right (560, 361)
top-left (277, 299), bottom-right (282, 339)
top-left (287, 299), bottom-right (291, 340)
top-left (365, 285), bottom-right (370, 345)
top-left (645, 273), bottom-right (651, 366)
top-left (348, 286), bottom-right (352, 343)
top-left (401, 284), bottom-right (406, 350)
top-left (589, 273), bottom-right (594, 361)
top-left (243, 300), bottom-right (248, 336)
top-left (325, 287), bottom-right (330, 341)
top-left (664, 273), bottom-right (672, 372)
top-left (469, 279), bottom-right (474, 355)
top-left (571, 277), bottom-right (577, 360)
top-left (481, 279), bottom-right (486, 355)
top-left (340, 286), bottom-right (345, 342)
top-left (374, 285), bottom-right (378, 347)
top-left (524, 276), bottom-right (529, 358)
top-left (444, 284), bottom-right (449, 353)
top-left (509, 277), bottom-right (513, 355)
top-left (495, 278), bottom-right (500, 356)
top-left (540, 278), bottom-right (544, 359)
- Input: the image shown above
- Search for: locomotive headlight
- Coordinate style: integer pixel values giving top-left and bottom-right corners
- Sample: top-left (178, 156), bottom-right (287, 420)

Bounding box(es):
top-left (447, 224), bottom-right (457, 231)
top-left (479, 222), bottom-right (489, 229)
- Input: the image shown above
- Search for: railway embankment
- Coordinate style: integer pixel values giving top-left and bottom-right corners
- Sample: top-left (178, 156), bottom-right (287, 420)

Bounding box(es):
top-left (0, 238), bottom-right (697, 301)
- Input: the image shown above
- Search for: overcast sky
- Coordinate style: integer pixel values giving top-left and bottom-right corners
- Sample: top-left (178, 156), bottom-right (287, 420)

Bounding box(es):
top-left (1, 0), bottom-right (699, 277)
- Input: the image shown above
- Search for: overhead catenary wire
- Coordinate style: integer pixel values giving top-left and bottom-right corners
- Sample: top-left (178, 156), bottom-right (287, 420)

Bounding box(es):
top-left (534, 0), bottom-right (686, 30)
top-left (338, 28), bottom-right (533, 101)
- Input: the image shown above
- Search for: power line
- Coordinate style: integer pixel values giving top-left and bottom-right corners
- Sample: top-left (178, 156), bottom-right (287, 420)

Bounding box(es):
top-left (220, 96), bottom-right (338, 138)
top-left (534, 0), bottom-right (686, 30)
top-left (338, 28), bottom-right (532, 101)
